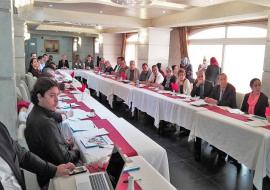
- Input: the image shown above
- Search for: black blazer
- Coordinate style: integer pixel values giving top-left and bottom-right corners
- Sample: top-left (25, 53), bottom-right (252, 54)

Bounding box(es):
top-left (25, 105), bottom-right (80, 187)
top-left (209, 83), bottom-right (237, 108)
top-left (191, 80), bottom-right (213, 99)
top-left (162, 75), bottom-right (176, 91)
top-left (205, 65), bottom-right (221, 86)
top-left (241, 92), bottom-right (269, 117)
top-left (58, 60), bottom-right (69, 69)
top-left (0, 122), bottom-right (56, 190)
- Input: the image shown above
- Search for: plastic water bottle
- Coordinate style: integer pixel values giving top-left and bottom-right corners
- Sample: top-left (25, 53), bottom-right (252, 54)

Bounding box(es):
top-left (128, 176), bottom-right (134, 190)
top-left (172, 90), bottom-right (175, 96)
top-left (136, 80), bottom-right (140, 87)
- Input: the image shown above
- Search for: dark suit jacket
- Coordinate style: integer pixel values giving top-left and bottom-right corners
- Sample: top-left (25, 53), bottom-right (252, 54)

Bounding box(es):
top-left (58, 60), bottom-right (69, 69)
top-left (209, 83), bottom-right (237, 108)
top-left (191, 80), bottom-right (213, 99)
top-left (241, 92), bottom-right (269, 117)
top-left (25, 105), bottom-right (80, 187)
top-left (162, 75), bottom-right (176, 91)
top-left (0, 122), bottom-right (56, 190)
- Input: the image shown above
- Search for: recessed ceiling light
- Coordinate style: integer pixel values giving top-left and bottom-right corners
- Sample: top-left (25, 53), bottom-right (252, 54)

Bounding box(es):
top-left (99, 10), bottom-right (103, 14)
top-left (162, 10), bottom-right (166, 14)
top-left (48, 4), bottom-right (53, 7)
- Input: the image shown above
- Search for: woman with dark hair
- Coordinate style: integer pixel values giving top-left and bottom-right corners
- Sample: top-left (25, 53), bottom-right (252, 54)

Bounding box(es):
top-left (241, 78), bottom-right (269, 117)
top-left (156, 63), bottom-right (165, 77)
top-left (28, 58), bottom-right (41, 77)
top-left (25, 77), bottom-right (80, 188)
top-left (205, 57), bottom-right (221, 85)
top-left (180, 57), bottom-right (193, 82)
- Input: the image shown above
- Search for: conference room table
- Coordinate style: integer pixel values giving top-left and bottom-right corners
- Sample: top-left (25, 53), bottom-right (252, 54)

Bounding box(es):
top-left (51, 156), bottom-right (177, 190)
top-left (57, 77), bottom-right (170, 180)
top-left (67, 69), bottom-right (205, 128)
top-left (60, 69), bottom-right (270, 190)
top-left (188, 107), bottom-right (270, 190)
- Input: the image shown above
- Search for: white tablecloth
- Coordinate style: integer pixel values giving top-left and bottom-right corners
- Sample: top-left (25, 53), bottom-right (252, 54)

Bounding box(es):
top-left (60, 91), bottom-right (170, 181)
top-left (51, 156), bottom-right (176, 190)
top-left (189, 110), bottom-right (270, 190)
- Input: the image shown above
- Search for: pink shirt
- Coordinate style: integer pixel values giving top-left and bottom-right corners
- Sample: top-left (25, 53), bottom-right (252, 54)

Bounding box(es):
top-left (247, 92), bottom-right (260, 115)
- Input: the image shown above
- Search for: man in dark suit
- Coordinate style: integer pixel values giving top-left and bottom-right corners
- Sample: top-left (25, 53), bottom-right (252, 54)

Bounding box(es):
top-left (191, 70), bottom-right (213, 99)
top-left (0, 121), bottom-right (75, 190)
top-left (58, 54), bottom-right (69, 69)
top-left (113, 57), bottom-right (124, 72)
top-left (205, 73), bottom-right (237, 108)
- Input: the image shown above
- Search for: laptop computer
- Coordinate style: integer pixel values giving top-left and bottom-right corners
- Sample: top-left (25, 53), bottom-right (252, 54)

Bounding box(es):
top-left (76, 146), bottom-right (126, 190)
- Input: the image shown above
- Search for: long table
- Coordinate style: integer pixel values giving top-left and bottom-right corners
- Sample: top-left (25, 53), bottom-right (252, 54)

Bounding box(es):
top-left (64, 69), bottom-right (270, 190)
top-left (51, 156), bottom-right (177, 190)
top-left (58, 79), bottom-right (170, 180)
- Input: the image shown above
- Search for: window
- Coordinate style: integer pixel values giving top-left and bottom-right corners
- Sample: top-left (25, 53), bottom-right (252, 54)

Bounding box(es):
top-left (94, 38), bottom-right (100, 54)
top-left (125, 34), bottom-right (138, 66)
top-left (188, 23), bottom-right (267, 93)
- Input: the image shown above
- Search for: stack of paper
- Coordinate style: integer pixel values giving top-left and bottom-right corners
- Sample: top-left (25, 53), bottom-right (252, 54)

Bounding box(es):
top-left (68, 120), bottom-right (95, 132)
top-left (68, 109), bottom-right (92, 120)
top-left (58, 96), bottom-right (72, 101)
top-left (191, 100), bottom-right (208, 107)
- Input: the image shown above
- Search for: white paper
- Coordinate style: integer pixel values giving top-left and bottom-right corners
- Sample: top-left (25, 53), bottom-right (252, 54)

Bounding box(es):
top-left (246, 120), bottom-right (269, 127)
top-left (68, 120), bottom-right (95, 132)
top-left (68, 109), bottom-right (91, 120)
top-left (190, 99), bottom-right (208, 107)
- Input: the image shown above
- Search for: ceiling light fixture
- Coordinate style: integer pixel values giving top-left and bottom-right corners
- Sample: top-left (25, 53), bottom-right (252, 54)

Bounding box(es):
top-left (111, 0), bottom-right (152, 6)
top-left (48, 4), bottom-right (53, 7)
top-left (99, 10), bottom-right (103, 14)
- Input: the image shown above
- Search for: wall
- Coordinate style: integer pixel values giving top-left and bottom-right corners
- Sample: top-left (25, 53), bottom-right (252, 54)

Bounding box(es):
top-left (29, 33), bottom-right (94, 65)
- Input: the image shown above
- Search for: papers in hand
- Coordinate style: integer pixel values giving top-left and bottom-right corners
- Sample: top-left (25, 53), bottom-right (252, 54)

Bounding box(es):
top-left (80, 135), bottom-right (113, 148)
top-left (191, 99), bottom-right (208, 107)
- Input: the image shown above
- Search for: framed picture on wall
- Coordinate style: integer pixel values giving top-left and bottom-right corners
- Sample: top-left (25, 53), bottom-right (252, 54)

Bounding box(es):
top-left (44, 40), bottom-right (59, 53)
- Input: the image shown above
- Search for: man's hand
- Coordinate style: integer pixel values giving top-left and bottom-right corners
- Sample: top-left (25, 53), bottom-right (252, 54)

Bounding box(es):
top-left (204, 97), bottom-right (217, 105)
top-left (56, 162), bottom-right (75, 177)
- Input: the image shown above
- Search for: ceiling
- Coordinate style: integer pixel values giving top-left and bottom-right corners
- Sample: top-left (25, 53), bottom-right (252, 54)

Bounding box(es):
top-left (19, 0), bottom-right (270, 35)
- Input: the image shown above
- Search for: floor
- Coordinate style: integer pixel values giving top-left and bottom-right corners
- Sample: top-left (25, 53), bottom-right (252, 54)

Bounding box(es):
top-left (94, 93), bottom-right (270, 190)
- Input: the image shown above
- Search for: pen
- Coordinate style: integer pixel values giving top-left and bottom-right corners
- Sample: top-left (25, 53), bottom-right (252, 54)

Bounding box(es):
top-left (123, 178), bottom-right (141, 183)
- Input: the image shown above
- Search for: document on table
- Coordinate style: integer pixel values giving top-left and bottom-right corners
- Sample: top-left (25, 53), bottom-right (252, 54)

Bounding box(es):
top-left (68, 109), bottom-right (92, 120)
top-left (80, 135), bottom-right (113, 148)
top-left (190, 99), bottom-right (208, 107)
top-left (58, 96), bottom-right (72, 101)
top-left (246, 120), bottom-right (269, 127)
top-left (68, 120), bottom-right (95, 132)
top-left (58, 102), bottom-right (80, 109)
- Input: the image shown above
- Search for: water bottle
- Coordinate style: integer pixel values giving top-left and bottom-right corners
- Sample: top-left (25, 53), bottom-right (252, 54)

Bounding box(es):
top-left (128, 176), bottom-right (134, 190)
top-left (136, 80), bottom-right (140, 87)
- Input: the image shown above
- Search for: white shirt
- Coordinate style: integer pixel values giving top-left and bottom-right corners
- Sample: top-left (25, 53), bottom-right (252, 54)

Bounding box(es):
top-left (0, 157), bottom-right (22, 190)
top-left (148, 72), bottom-right (164, 84)
top-left (39, 62), bottom-right (45, 71)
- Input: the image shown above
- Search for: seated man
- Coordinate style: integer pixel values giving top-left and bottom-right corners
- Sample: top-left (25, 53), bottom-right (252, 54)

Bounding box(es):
top-left (139, 63), bottom-right (151, 83)
top-left (0, 121), bottom-right (75, 190)
top-left (205, 73), bottom-right (237, 108)
top-left (147, 65), bottom-right (164, 87)
top-left (191, 70), bottom-right (213, 99)
top-left (25, 77), bottom-right (80, 188)
top-left (125, 60), bottom-right (140, 82)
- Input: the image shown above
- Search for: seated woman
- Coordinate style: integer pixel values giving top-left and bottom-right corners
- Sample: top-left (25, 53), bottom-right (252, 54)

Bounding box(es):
top-left (176, 68), bottom-right (191, 95)
top-left (104, 60), bottom-right (113, 74)
top-left (25, 77), bottom-right (80, 188)
top-left (160, 67), bottom-right (176, 91)
top-left (241, 78), bottom-right (269, 117)
top-left (28, 58), bottom-right (41, 77)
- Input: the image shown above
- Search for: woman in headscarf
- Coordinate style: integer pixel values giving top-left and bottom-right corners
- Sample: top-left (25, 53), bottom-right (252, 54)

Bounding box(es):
top-left (180, 57), bottom-right (193, 83)
top-left (205, 57), bottom-right (221, 86)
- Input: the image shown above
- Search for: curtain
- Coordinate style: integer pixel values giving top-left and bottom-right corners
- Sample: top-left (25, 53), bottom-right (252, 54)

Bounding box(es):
top-left (179, 27), bottom-right (189, 59)
top-left (121, 33), bottom-right (127, 58)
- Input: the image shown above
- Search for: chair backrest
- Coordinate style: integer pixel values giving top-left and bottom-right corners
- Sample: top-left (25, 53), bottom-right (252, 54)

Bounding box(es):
top-left (16, 87), bottom-right (23, 101)
top-left (236, 92), bottom-right (244, 109)
top-left (25, 73), bottom-right (36, 92)
top-left (19, 81), bottom-right (30, 101)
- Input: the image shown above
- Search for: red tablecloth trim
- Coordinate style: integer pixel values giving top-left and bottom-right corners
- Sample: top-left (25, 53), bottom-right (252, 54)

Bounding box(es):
top-left (204, 105), bottom-right (249, 122)
top-left (92, 119), bottom-right (138, 157)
